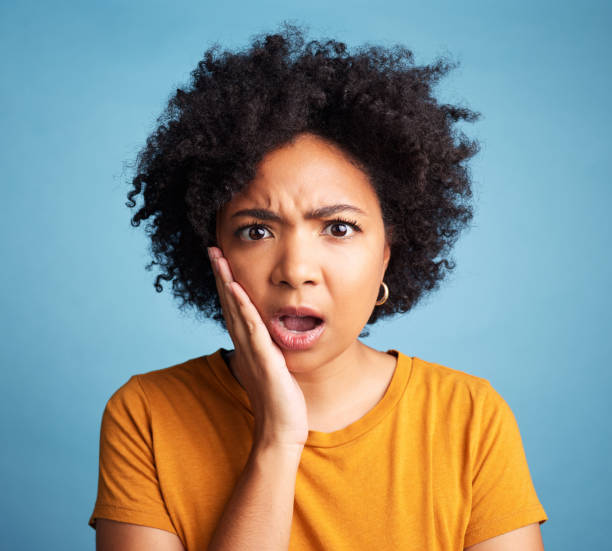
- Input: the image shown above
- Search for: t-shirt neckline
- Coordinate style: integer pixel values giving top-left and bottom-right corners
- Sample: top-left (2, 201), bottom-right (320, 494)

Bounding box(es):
top-left (205, 347), bottom-right (413, 448)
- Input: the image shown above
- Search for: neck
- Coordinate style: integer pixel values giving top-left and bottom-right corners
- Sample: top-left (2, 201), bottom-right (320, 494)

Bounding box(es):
top-left (224, 341), bottom-right (396, 430)
top-left (289, 340), bottom-right (372, 404)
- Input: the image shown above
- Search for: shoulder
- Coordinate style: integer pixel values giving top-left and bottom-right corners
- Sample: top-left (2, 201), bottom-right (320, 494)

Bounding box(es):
top-left (400, 354), bottom-right (513, 436)
top-left (104, 351), bottom-right (220, 414)
top-left (136, 354), bottom-right (208, 390)
top-left (408, 354), bottom-right (495, 400)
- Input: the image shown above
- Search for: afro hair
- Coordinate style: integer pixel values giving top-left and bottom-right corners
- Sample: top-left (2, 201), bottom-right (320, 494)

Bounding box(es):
top-left (126, 21), bottom-right (481, 335)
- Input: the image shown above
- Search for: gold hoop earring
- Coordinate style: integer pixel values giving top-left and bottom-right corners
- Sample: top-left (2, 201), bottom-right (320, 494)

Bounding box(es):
top-left (375, 281), bottom-right (389, 306)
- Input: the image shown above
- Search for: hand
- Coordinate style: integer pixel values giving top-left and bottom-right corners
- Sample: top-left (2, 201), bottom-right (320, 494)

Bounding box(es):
top-left (208, 246), bottom-right (309, 449)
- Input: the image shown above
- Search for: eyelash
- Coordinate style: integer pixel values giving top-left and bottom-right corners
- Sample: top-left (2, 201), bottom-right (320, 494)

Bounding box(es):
top-left (234, 217), bottom-right (362, 241)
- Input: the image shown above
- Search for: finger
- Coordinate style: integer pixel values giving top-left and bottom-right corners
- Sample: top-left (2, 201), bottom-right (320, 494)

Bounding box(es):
top-left (219, 269), bottom-right (255, 347)
top-left (210, 252), bottom-right (270, 357)
top-left (228, 281), bottom-right (281, 363)
top-left (215, 257), bottom-right (241, 324)
top-left (214, 258), bottom-right (258, 358)
top-left (208, 248), bottom-right (234, 289)
top-left (215, 255), bottom-right (236, 285)
top-left (210, 257), bottom-right (229, 313)
top-left (228, 282), bottom-right (266, 339)
top-left (210, 256), bottom-right (238, 332)
top-left (207, 246), bottom-right (221, 260)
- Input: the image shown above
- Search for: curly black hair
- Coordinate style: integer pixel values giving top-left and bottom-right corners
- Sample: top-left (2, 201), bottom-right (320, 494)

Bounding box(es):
top-left (126, 21), bottom-right (480, 335)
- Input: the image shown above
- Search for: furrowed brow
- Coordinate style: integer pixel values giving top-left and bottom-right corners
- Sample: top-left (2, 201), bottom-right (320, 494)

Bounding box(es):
top-left (231, 204), bottom-right (367, 222)
top-left (307, 204), bottom-right (367, 219)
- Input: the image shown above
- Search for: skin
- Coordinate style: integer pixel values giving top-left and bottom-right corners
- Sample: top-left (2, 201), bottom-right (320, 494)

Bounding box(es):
top-left (95, 132), bottom-right (546, 549)
top-left (212, 131), bottom-right (396, 434)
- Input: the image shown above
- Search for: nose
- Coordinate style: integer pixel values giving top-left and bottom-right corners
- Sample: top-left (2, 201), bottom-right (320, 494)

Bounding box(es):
top-left (270, 229), bottom-right (321, 289)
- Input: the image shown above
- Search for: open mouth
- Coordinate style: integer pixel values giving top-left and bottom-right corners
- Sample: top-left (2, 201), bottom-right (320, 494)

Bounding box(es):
top-left (279, 315), bottom-right (324, 332)
top-left (269, 314), bottom-right (326, 351)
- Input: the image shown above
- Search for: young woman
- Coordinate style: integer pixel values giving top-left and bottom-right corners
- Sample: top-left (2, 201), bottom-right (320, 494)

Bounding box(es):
top-left (89, 22), bottom-right (548, 550)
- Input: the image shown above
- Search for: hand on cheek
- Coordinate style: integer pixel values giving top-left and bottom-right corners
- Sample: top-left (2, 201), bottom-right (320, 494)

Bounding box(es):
top-left (207, 246), bottom-right (309, 448)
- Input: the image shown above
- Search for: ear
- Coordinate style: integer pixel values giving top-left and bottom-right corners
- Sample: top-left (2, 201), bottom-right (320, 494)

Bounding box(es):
top-left (382, 227), bottom-right (392, 274)
top-left (383, 242), bottom-right (391, 273)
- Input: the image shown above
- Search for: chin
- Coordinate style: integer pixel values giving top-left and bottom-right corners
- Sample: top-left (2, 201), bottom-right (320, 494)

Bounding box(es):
top-left (280, 340), bottom-right (352, 373)
top-left (279, 347), bottom-right (329, 373)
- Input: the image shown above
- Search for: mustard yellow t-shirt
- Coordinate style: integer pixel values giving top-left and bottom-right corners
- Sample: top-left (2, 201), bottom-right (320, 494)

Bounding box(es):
top-left (88, 348), bottom-right (548, 549)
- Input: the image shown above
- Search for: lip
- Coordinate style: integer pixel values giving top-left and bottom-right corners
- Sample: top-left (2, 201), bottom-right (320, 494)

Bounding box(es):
top-left (268, 305), bottom-right (326, 351)
top-left (271, 305), bottom-right (325, 321)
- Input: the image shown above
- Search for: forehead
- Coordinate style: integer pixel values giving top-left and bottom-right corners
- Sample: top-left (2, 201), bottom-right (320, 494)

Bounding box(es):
top-left (224, 133), bottom-right (380, 214)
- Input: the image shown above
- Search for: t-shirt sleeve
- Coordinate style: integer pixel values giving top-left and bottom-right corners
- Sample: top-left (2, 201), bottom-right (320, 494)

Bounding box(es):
top-left (88, 375), bottom-right (177, 535)
top-left (463, 381), bottom-right (548, 548)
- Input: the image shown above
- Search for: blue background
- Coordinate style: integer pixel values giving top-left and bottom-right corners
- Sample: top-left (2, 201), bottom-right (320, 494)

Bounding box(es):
top-left (1, 1), bottom-right (610, 549)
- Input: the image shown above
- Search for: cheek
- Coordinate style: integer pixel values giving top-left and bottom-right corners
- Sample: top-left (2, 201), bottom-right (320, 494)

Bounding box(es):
top-left (226, 253), bottom-right (261, 289)
top-left (326, 246), bottom-right (383, 298)
top-left (223, 251), bottom-right (272, 312)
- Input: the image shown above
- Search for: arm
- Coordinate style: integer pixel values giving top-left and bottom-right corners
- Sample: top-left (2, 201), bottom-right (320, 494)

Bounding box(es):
top-left (94, 249), bottom-right (306, 550)
top-left (207, 442), bottom-right (303, 550)
top-left (89, 375), bottom-right (186, 550)
top-left (463, 383), bottom-right (548, 547)
top-left (205, 248), bottom-right (308, 550)
top-left (96, 519), bottom-right (186, 551)
top-left (95, 442), bottom-right (302, 551)
top-left (464, 522), bottom-right (544, 551)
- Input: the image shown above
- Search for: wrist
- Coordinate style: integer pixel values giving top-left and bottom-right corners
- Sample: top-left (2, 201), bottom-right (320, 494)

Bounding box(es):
top-left (251, 439), bottom-right (305, 462)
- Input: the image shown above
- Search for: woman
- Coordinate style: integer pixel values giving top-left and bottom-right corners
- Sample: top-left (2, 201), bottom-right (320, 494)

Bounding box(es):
top-left (89, 22), bottom-right (548, 550)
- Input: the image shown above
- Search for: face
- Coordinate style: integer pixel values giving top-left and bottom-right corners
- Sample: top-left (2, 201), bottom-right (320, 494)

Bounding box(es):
top-left (215, 132), bottom-right (391, 372)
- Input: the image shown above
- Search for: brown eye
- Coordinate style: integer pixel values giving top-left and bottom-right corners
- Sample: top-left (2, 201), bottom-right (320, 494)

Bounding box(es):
top-left (330, 223), bottom-right (349, 237)
top-left (324, 219), bottom-right (360, 238)
top-left (248, 227), bottom-right (266, 240)
top-left (236, 224), bottom-right (271, 241)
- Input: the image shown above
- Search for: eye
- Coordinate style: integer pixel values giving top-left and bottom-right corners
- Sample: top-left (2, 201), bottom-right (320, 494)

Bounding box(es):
top-left (234, 218), bottom-right (362, 241)
top-left (235, 223), bottom-right (272, 241)
top-left (323, 218), bottom-right (362, 238)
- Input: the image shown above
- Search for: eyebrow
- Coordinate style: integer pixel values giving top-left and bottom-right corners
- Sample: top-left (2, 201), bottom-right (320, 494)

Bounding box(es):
top-left (230, 204), bottom-right (367, 222)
